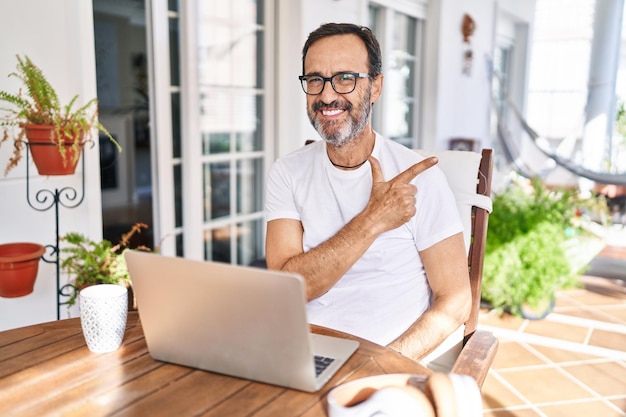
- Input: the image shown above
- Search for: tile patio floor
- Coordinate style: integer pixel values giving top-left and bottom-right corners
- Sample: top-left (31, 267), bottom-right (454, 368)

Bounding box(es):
top-left (478, 229), bottom-right (626, 417)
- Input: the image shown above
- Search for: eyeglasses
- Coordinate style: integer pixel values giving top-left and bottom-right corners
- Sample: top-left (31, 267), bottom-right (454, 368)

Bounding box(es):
top-left (298, 72), bottom-right (371, 95)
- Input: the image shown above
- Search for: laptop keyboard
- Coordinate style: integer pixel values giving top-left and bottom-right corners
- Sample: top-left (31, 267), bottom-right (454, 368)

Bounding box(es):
top-left (314, 355), bottom-right (335, 377)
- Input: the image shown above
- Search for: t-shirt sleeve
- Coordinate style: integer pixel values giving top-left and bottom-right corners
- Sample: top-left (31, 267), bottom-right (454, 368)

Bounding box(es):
top-left (412, 167), bottom-right (464, 251)
top-left (264, 160), bottom-right (301, 222)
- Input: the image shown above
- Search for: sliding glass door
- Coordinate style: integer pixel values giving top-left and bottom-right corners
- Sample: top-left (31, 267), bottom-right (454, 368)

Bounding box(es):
top-left (147, 0), bottom-right (273, 264)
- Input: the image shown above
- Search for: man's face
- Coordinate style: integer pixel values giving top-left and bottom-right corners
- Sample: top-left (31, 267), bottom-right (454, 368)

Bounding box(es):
top-left (303, 34), bottom-right (382, 147)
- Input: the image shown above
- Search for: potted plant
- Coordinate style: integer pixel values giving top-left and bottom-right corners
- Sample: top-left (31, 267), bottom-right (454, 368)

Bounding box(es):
top-left (482, 176), bottom-right (608, 319)
top-left (60, 223), bottom-right (150, 308)
top-left (0, 54), bottom-right (121, 176)
top-left (0, 242), bottom-right (46, 298)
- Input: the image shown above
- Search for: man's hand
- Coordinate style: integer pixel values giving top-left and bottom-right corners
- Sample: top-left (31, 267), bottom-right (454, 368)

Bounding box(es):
top-left (364, 156), bottom-right (438, 235)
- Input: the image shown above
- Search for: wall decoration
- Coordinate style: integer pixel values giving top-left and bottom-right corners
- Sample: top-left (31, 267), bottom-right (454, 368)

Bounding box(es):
top-left (461, 14), bottom-right (476, 76)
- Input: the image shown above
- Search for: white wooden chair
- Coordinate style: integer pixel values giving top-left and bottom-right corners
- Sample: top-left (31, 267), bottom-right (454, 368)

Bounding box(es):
top-left (267, 144), bottom-right (499, 387)
top-left (416, 148), bottom-right (498, 388)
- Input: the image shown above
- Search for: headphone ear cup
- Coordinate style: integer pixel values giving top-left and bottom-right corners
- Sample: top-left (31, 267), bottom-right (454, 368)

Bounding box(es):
top-left (326, 374), bottom-right (435, 417)
top-left (392, 385), bottom-right (436, 417)
top-left (425, 373), bottom-right (459, 417)
top-left (447, 374), bottom-right (483, 417)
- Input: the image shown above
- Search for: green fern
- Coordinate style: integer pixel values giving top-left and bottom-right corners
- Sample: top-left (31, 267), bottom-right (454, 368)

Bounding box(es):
top-left (60, 223), bottom-right (150, 306)
top-left (0, 54), bottom-right (121, 175)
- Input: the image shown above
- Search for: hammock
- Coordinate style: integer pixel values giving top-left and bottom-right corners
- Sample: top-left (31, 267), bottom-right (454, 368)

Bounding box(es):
top-left (494, 102), bottom-right (542, 179)
top-left (495, 91), bottom-right (626, 187)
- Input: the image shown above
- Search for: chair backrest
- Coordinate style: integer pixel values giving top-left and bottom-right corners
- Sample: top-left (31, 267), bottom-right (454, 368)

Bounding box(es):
top-left (415, 149), bottom-right (493, 339)
top-left (466, 149), bottom-right (493, 338)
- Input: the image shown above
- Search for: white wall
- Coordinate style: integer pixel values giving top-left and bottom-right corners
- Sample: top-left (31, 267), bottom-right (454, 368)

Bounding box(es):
top-left (424, 0), bottom-right (495, 150)
top-left (0, 0), bottom-right (103, 330)
top-left (425, 0), bottom-right (536, 151)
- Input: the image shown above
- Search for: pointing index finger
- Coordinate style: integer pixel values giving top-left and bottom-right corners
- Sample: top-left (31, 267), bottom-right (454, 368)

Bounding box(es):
top-left (393, 156), bottom-right (438, 184)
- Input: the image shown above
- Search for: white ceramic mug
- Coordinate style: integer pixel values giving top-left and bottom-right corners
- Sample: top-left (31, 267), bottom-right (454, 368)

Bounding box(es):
top-left (79, 284), bottom-right (128, 353)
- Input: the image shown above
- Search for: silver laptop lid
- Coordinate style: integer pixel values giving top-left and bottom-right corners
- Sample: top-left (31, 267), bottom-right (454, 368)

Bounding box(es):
top-left (124, 250), bottom-right (358, 392)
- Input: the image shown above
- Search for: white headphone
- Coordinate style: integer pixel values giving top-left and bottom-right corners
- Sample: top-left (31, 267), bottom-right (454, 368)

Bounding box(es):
top-left (327, 373), bottom-right (482, 417)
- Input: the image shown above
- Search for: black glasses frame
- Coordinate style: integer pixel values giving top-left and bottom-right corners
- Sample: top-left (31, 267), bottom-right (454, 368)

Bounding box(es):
top-left (298, 72), bottom-right (371, 95)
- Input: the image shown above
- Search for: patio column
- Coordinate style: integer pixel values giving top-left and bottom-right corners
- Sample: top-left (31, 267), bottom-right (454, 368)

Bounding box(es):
top-left (581, 0), bottom-right (624, 188)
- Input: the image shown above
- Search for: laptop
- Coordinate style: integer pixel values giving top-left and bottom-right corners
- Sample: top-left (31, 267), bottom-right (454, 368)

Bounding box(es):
top-left (124, 250), bottom-right (359, 392)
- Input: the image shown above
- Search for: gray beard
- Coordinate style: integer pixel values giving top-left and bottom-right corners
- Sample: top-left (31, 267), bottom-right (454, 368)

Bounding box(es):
top-left (311, 91), bottom-right (372, 147)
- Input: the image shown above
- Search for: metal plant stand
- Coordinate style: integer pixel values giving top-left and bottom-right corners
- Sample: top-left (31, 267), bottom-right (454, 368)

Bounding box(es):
top-left (24, 143), bottom-right (85, 320)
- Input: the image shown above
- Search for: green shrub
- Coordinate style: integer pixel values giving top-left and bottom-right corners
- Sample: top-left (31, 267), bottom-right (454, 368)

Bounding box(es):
top-left (482, 177), bottom-right (583, 313)
top-left (483, 221), bottom-right (576, 310)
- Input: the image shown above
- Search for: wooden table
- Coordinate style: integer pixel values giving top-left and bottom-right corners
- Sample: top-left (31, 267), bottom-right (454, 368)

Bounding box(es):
top-left (0, 312), bottom-right (431, 416)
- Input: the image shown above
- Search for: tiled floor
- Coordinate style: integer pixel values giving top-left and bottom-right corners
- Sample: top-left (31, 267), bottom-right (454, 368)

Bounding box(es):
top-left (478, 237), bottom-right (626, 417)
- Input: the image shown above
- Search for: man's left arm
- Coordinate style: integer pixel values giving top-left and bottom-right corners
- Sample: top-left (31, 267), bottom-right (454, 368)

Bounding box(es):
top-left (387, 232), bottom-right (471, 361)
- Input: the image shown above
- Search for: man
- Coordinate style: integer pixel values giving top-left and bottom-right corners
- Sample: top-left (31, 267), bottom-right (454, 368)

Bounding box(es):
top-left (265, 23), bottom-right (470, 364)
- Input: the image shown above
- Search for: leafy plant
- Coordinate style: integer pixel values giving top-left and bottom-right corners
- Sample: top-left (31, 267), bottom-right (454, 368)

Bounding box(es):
top-left (0, 54), bottom-right (121, 175)
top-left (60, 223), bottom-right (150, 306)
top-left (486, 177), bottom-right (575, 248)
top-left (483, 221), bottom-right (574, 310)
top-left (482, 177), bottom-right (606, 314)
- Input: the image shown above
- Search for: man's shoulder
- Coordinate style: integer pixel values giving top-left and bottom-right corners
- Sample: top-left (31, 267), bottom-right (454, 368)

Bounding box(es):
top-left (279, 140), bottom-right (322, 160)
top-left (270, 140), bottom-right (323, 176)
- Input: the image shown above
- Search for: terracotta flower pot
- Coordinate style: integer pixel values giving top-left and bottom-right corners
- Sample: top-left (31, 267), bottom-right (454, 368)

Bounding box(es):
top-left (25, 125), bottom-right (84, 175)
top-left (0, 242), bottom-right (46, 298)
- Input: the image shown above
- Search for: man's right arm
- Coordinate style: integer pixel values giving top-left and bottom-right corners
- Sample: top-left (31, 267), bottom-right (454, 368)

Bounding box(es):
top-left (265, 214), bottom-right (378, 301)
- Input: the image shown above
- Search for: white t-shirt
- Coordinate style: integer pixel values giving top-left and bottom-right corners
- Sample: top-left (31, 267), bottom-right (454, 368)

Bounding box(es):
top-left (265, 134), bottom-right (463, 345)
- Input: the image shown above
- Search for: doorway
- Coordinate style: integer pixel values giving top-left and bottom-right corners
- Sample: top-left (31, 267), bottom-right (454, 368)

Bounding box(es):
top-left (93, 0), bottom-right (154, 249)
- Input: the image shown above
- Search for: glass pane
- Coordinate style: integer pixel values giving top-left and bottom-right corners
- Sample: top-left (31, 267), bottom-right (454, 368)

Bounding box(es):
top-left (235, 94), bottom-right (263, 152)
top-left (169, 16), bottom-right (180, 86)
top-left (237, 219), bottom-right (264, 266)
top-left (236, 158), bottom-right (263, 215)
top-left (193, 0), bottom-right (267, 267)
top-left (205, 225), bottom-right (232, 263)
top-left (204, 132), bottom-right (230, 154)
top-left (202, 220), bottom-right (264, 264)
top-left (368, 5), bottom-right (380, 33)
top-left (174, 163), bottom-right (183, 227)
top-left (385, 99), bottom-right (413, 143)
top-left (168, 0), bottom-right (178, 12)
top-left (255, 0), bottom-right (263, 25)
top-left (390, 55), bottom-right (416, 99)
top-left (200, 92), bottom-right (263, 154)
top-left (201, 91), bottom-right (231, 154)
top-left (387, 12), bottom-right (418, 146)
top-left (493, 46), bottom-right (512, 119)
top-left (197, 2), bottom-right (262, 88)
top-left (204, 161), bottom-right (231, 220)
top-left (171, 91), bottom-right (181, 158)
top-left (176, 233), bottom-right (183, 257)
top-left (389, 13), bottom-right (417, 99)
top-left (386, 57), bottom-right (413, 139)
top-left (198, 22), bottom-right (230, 87)
top-left (392, 14), bottom-right (416, 54)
